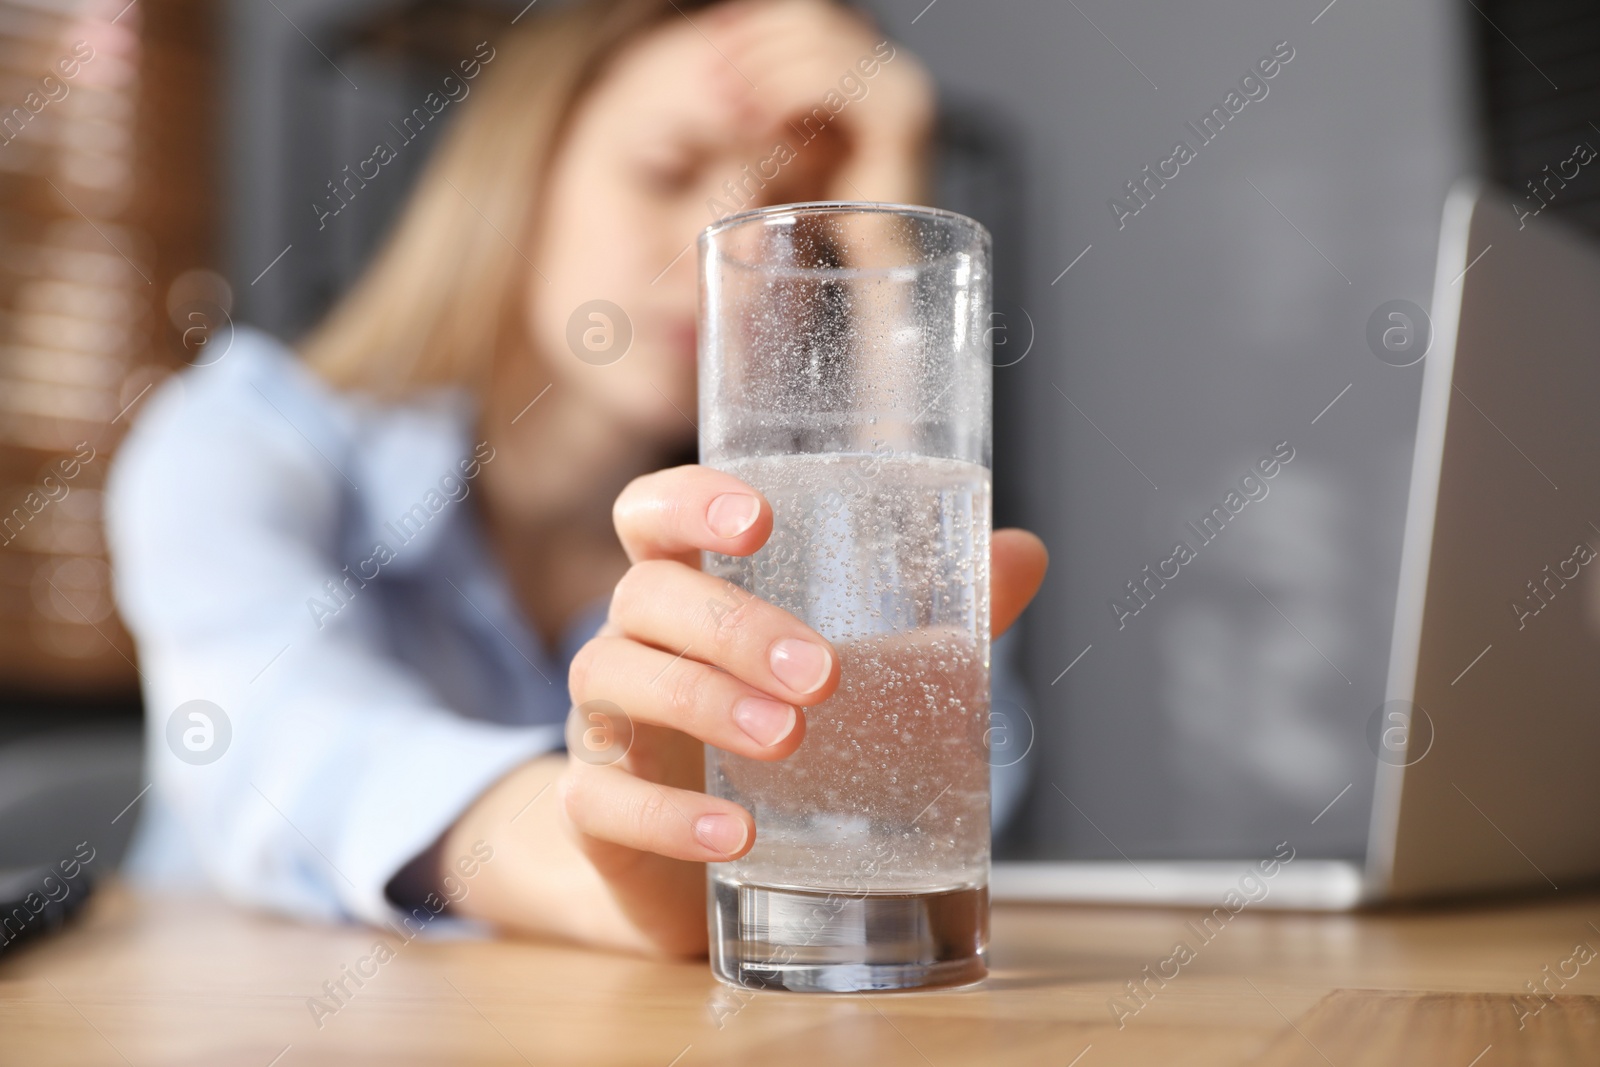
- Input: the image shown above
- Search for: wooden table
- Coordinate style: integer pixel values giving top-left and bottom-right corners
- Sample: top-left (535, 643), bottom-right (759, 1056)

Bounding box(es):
top-left (2, 884), bottom-right (1597, 1065)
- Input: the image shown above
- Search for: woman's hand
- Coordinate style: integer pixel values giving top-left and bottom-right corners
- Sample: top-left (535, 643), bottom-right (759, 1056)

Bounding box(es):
top-left (444, 465), bottom-right (1046, 958)
top-left (704, 0), bottom-right (937, 203)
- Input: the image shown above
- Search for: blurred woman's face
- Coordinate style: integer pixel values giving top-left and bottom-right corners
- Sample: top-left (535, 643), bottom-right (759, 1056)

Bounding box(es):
top-left (525, 2), bottom-right (852, 445)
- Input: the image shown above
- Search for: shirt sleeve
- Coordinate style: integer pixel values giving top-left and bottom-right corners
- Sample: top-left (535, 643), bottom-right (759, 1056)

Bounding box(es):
top-left (104, 352), bottom-right (563, 925)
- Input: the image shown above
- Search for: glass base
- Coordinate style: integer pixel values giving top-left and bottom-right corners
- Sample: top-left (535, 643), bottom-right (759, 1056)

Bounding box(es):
top-left (709, 879), bottom-right (988, 992)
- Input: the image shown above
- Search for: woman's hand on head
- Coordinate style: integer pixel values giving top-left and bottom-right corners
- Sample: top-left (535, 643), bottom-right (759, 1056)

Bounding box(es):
top-left (703, 0), bottom-right (936, 202)
top-left (443, 464), bottom-right (1046, 958)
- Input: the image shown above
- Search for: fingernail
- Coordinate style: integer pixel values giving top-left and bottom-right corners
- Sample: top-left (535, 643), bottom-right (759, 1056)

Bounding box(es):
top-left (769, 638), bottom-right (832, 695)
top-left (707, 493), bottom-right (761, 539)
top-left (694, 813), bottom-right (748, 856)
top-left (733, 697), bottom-right (796, 747)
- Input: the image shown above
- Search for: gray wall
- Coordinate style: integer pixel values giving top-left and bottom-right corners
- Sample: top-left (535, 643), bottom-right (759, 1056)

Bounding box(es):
top-left (876, 0), bottom-right (1479, 859)
top-left (224, 0), bottom-right (499, 337)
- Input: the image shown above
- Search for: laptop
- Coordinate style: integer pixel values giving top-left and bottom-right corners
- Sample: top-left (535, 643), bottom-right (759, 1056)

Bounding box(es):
top-left (993, 181), bottom-right (1600, 909)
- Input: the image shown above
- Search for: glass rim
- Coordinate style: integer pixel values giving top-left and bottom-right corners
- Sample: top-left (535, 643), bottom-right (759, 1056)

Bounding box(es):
top-left (698, 200), bottom-right (991, 246)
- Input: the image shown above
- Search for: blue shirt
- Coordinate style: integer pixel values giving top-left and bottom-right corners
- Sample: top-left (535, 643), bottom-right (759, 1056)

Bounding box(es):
top-left (107, 328), bottom-right (1031, 927)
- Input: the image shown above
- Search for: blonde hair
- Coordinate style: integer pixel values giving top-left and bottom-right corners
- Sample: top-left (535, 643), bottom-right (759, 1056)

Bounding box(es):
top-left (301, 0), bottom-right (707, 398)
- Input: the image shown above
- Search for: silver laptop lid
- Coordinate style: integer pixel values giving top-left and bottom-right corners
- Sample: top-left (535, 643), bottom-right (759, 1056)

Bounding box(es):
top-left (1368, 181), bottom-right (1600, 901)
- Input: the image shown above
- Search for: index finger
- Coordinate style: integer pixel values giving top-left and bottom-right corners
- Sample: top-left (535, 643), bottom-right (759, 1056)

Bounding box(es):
top-left (613, 464), bottom-right (773, 566)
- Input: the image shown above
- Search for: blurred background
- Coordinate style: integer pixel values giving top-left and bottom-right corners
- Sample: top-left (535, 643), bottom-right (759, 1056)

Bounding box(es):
top-left (1, 0), bottom-right (1594, 875)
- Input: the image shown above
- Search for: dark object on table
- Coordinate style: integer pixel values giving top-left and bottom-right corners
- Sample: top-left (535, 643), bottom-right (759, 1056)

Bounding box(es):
top-left (0, 859), bottom-right (97, 957)
top-left (0, 709), bottom-right (141, 959)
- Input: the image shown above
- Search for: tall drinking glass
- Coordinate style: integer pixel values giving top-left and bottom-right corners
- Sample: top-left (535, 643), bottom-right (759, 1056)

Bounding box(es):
top-left (698, 203), bottom-right (993, 992)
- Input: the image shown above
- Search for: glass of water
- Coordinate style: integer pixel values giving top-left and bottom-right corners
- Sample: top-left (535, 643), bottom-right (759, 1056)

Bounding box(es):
top-left (698, 202), bottom-right (993, 992)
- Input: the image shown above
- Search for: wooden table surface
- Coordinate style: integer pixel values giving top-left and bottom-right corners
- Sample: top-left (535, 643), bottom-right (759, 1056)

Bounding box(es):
top-left (2, 884), bottom-right (1598, 1066)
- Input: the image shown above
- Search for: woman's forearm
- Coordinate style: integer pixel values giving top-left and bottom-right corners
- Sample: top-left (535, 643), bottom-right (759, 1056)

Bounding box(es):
top-left (830, 129), bottom-right (933, 206)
